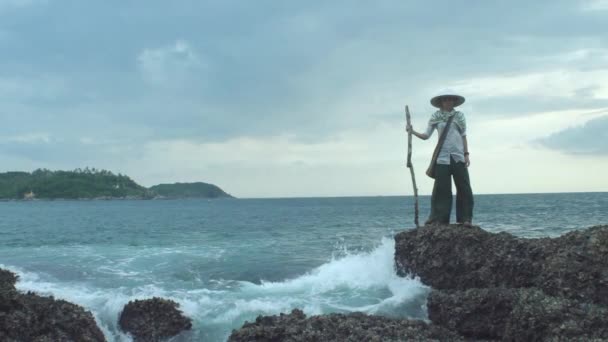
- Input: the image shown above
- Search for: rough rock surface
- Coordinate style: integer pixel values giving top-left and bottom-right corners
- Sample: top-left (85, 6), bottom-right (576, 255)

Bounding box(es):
top-left (428, 287), bottom-right (608, 341)
top-left (0, 268), bottom-right (18, 292)
top-left (228, 308), bottom-right (463, 342)
top-left (0, 268), bottom-right (106, 342)
top-left (118, 297), bottom-right (192, 342)
top-left (394, 224), bottom-right (608, 305)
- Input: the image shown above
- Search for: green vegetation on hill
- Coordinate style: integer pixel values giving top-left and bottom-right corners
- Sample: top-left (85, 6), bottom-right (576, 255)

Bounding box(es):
top-left (0, 168), bottom-right (151, 199)
top-left (0, 168), bottom-right (233, 200)
top-left (149, 182), bottom-right (233, 199)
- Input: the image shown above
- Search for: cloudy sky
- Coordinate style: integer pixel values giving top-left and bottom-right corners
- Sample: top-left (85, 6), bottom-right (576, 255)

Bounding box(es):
top-left (2, 0), bottom-right (608, 197)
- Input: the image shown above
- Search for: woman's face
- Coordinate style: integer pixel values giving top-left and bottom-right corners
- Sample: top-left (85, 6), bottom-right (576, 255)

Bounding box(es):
top-left (441, 97), bottom-right (455, 110)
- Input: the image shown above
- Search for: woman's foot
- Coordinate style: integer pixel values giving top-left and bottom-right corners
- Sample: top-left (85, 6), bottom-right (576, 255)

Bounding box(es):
top-left (462, 221), bottom-right (473, 228)
top-left (425, 219), bottom-right (452, 226)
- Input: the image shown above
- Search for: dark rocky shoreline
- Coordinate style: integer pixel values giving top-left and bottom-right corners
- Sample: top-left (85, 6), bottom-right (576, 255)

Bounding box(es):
top-left (0, 268), bottom-right (106, 341)
top-left (0, 268), bottom-right (192, 341)
top-left (227, 309), bottom-right (462, 342)
top-left (2, 224), bottom-right (607, 341)
top-left (394, 224), bottom-right (608, 305)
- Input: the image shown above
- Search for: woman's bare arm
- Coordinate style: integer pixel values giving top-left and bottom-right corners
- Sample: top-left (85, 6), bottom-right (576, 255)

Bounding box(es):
top-left (406, 125), bottom-right (431, 140)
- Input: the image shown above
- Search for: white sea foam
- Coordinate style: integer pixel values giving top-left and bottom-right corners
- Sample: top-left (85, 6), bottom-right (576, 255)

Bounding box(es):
top-left (237, 237), bottom-right (428, 314)
top-left (1, 237), bottom-right (428, 342)
top-left (264, 238), bottom-right (417, 291)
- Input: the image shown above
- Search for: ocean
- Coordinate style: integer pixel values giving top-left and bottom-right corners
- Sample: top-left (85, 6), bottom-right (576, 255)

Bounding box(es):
top-left (1, 193), bottom-right (607, 341)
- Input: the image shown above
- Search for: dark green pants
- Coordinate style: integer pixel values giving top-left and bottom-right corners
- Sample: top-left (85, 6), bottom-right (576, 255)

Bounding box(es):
top-left (428, 156), bottom-right (474, 224)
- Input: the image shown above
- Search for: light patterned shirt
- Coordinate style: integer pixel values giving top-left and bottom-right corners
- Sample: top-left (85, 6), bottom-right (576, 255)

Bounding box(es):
top-left (424, 110), bottom-right (467, 165)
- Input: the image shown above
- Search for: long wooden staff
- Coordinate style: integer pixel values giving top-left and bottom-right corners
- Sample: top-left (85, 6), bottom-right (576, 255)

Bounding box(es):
top-left (405, 106), bottom-right (420, 228)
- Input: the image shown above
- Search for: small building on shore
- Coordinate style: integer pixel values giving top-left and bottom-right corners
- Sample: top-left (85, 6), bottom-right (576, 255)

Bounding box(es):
top-left (23, 191), bottom-right (36, 200)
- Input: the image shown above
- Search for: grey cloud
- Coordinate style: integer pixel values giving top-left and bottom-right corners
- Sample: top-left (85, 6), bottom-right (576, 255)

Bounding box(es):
top-left (537, 115), bottom-right (608, 154)
top-left (472, 96), bottom-right (608, 118)
top-left (0, 135), bottom-right (147, 172)
top-left (0, 0), bottom-right (608, 149)
top-left (0, 138), bottom-right (102, 163)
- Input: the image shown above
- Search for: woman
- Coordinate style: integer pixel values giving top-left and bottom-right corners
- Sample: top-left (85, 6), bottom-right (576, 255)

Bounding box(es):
top-left (406, 91), bottom-right (474, 227)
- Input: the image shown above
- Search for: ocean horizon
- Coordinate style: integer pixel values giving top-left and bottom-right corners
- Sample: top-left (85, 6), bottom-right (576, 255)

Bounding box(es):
top-left (5, 190), bottom-right (607, 201)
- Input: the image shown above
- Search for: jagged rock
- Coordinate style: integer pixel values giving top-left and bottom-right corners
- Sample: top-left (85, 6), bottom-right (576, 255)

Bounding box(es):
top-left (0, 268), bottom-right (106, 342)
top-left (0, 268), bottom-right (18, 292)
top-left (228, 308), bottom-right (463, 342)
top-left (118, 297), bottom-right (192, 342)
top-left (394, 224), bottom-right (608, 305)
top-left (428, 287), bottom-right (608, 341)
top-left (539, 225), bottom-right (608, 305)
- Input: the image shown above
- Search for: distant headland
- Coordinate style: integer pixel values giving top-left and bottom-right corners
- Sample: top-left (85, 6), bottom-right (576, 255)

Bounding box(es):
top-left (0, 168), bottom-right (234, 200)
top-left (149, 182), bottom-right (233, 199)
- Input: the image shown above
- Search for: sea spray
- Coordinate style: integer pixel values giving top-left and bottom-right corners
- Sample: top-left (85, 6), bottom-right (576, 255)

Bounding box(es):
top-left (3, 237), bottom-right (428, 342)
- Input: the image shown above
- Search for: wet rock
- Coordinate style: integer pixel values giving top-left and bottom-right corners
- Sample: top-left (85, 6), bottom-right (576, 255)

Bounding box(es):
top-left (0, 268), bottom-right (18, 292)
top-left (228, 308), bottom-right (463, 342)
top-left (0, 268), bottom-right (106, 342)
top-left (118, 297), bottom-right (192, 342)
top-left (428, 287), bottom-right (608, 341)
top-left (394, 224), bottom-right (608, 305)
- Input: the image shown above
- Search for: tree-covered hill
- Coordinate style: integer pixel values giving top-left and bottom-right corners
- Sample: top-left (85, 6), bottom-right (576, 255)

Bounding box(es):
top-left (0, 168), bottom-right (151, 199)
top-left (149, 182), bottom-right (233, 199)
top-left (0, 168), bottom-right (233, 200)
